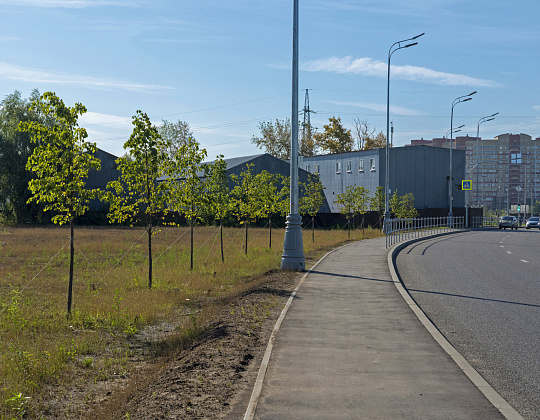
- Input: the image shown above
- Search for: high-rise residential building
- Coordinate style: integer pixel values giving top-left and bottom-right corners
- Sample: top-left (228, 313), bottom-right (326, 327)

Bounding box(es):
top-left (409, 133), bottom-right (540, 214)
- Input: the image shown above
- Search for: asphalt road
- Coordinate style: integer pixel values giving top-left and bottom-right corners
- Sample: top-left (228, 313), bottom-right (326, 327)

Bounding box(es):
top-left (395, 229), bottom-right (540, 420)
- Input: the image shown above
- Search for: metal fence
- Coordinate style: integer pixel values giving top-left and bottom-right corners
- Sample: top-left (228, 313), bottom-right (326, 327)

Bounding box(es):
top-left (385, 216), bottom-right (466, 248)
top-left (470, 216), bottom-right (499, 229)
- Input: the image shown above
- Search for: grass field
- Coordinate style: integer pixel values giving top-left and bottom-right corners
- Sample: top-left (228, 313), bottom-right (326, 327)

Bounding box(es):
top-left (0, 224), bottom-right (381, 418)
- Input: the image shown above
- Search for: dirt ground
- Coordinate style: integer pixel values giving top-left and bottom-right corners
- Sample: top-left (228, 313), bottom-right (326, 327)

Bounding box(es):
top-left (77, 266), bottom-right (307, 419)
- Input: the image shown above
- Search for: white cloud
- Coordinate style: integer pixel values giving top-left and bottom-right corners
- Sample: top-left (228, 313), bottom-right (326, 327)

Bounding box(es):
top-left (303, 56), bottom-right (499, 87)
top-left (0, 0), bottom-right (125, 7)
top-left (79, 112), bottom-right (133, 128)
top-left (0, 62), bottom-right (174, 93)
top-left (324, 100), bottom-right (425, 116)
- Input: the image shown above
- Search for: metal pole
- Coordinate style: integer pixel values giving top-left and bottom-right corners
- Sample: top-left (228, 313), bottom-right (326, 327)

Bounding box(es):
top-left (281, 0), bottom-right (305, 270)
top-left (383, 33), bottom-right (423, 234)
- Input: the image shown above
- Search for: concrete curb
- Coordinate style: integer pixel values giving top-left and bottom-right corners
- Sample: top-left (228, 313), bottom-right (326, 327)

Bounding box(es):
top-left (243, 243), bottom-right (352, 420)
top-left (388, 231), bottom-right (524, 420)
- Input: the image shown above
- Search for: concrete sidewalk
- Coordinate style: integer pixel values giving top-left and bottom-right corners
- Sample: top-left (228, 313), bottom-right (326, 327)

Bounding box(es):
top-left (249, 236), bottom-right (510, 420)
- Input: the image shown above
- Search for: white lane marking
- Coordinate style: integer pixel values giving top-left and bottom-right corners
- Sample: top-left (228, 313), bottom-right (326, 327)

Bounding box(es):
top-left (521, 260), bottom-right (529, 263)
top-left (500, 245), bottom-right (504, 248)
top-left (506, 251), bottom-right (512, 254)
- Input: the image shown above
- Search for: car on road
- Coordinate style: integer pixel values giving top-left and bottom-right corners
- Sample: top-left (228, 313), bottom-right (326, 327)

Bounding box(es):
top-left (499, 216), bottom-right (518, 230)
top-left (526, 216), bottom-right (540, 229)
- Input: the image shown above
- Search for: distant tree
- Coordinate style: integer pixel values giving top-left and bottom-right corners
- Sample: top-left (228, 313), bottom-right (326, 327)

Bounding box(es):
top-left (370, 186), bottom-right (385, 230)
top-left (352, 118), bottom-right (376, 151)
top-left (533, 200), bottom-right (540, 216)
top-left (251, 118), bottom-right (291, 160)
top-left (205, 155), bottom-right (230, 262)
top-left (300, 174), bottom-right (325, 242)
top-left (230, 164), bottom-right (259, 254)
top-left (364, 131), bottom-right (387, 150)
top-left (166, 137), bottom-right (209, 270)
top-left (158, 119), bottom-right (195, 161)
top-left (313, 116), bottom-right (354, 154)
top-left (0, 89), bottom-right (49, 223)
top-left (19, 92), bottom-right (101, 316)
top-left (107, 111), bottom-right (172, 289)
top-left (252, 117), bottom-right (318, 160)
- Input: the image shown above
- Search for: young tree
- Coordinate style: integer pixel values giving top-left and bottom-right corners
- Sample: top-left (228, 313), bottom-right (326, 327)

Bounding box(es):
top-left (253, 171), bottom-right (287, 248)
top-left (166, 137), bottom-right (209, 270)
top-left (313, 116), bottom-right (354, 154)
top-left (206, 155), bottom-right (230, 262)
top-left (336, 185), bottom-right (358, 238)
top-left (390, 190), bottom-right (418, 219)
top-left (370, 186), bottom-right (385, 230)
top-left (107, 110), bottom-right (171, 289)
top-left (400, 192), bottom-right (419, 219)
top-left (300, 174), bottom-right (325, 242)
top-left (19, 92), bottom-right (101, 316)
top-left (355, 186), bottom-right (370, 234)
top-left (230, 164), bottom-right (259, 254)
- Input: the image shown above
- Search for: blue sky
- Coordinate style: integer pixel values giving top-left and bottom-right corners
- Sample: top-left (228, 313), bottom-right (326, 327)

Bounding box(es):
top-left (1, 0), bottom-right (539, 159)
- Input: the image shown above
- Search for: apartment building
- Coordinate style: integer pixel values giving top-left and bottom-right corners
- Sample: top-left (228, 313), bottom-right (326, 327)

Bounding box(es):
top-left (410, 133), bottom-right (540, 213)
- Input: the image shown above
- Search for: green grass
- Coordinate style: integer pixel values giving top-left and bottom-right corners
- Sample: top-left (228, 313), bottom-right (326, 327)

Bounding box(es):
top-left (0, 224), bottom-right (381, 418)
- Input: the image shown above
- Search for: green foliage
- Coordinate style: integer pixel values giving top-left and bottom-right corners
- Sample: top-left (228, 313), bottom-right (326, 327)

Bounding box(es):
top-left (532, 200), bottom-right (540, 216)
top-left (107, 110), bottom-right (170, 228)
top-left (299, 174), bottom-right (325, 218)
top-left (107, 110), bottom-right (172, 287)
top-left (205, 155), bottom-right (230, 223)
top-left (370, 186), bottom-right (385, 229)
top-left (166, 137), bottom-right (209, 224)
top-left (390, 190), bottom-right (419, 219)
top-left (251, 118), bottom-right (291, 160)
top-left (313, 116), bottom-right (354, 154)
top-left (230, 164), bottom-right (258, 225)
top-left (18, 92), bottom-right (101, 225)
top-left (252, 171), bottom-right (287, 220)
top-left (157, 119), bottom-right (195, 163)
top-left (0, 90), bottom-right (48, 224)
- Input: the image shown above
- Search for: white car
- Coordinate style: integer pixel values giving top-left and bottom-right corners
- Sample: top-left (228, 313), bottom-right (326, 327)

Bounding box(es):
top-left (526, 216), bottom-right (540, 229)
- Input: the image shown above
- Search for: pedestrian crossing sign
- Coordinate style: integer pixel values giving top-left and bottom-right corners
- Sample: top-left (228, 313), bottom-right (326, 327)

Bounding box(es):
top-left (462, 180), bottom-right (472, 190)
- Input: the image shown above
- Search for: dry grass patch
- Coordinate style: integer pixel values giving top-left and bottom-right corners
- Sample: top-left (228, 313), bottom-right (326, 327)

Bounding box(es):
top-left (0, 224), bottom-right (381, 418)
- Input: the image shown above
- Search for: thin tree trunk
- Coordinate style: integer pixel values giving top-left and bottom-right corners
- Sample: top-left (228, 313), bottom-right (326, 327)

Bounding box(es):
top-left (220, 222), bottom-right (224, 263)
top-left (67, 220), bottom-right (74, 316)
top-left (190, 217), bottom-right (194, 270)
top-left (362, 214), bottom-right (365, 234)
top-left (312, 215), bottom-right (315, 242)
top-left (148, 226), bottom-right (152, 289)
top-left (245, 221), bottom-right (248, 255)
top-left (269, 214), bottom-right (272, 249)
top-left (348, 216), bottom-right (351, 239)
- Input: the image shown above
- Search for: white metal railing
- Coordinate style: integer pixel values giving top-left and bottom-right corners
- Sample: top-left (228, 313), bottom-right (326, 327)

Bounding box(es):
top-left (385, 216), bottom-right (466, 248)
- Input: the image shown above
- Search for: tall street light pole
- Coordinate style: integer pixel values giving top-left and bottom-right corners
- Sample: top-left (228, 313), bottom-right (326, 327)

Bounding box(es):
top-left (449, 91), bottom-right (476, 226)
top-left (281, 0), bottom-right (305, 270)
top-left (476, 112), bottom-right (498, 208)
top-left (383, 32), bottom-right (424, 233)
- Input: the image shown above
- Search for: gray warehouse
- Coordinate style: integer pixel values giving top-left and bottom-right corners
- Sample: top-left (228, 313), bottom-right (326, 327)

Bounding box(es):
top-left (301, 145), bottom-right (466, 214)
